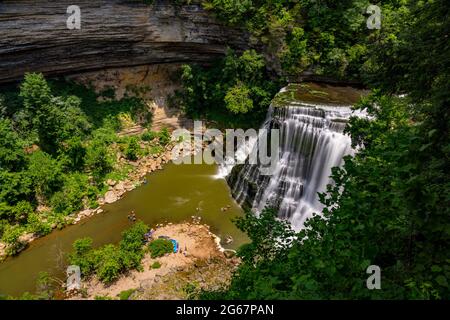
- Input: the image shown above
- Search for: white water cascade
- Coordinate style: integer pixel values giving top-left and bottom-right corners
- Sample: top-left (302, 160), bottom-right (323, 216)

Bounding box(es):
top-left (225, 99), bottom-right (358, 231)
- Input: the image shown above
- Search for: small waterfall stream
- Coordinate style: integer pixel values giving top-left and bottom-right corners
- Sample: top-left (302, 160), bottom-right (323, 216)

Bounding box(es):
top-left (225, 95), bottom-right (358, 230)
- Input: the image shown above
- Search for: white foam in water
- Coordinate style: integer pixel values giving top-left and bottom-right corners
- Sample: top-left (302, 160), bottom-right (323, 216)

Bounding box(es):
top-left (226, 95), bottom-right (358, 231)
top-left (214, 135), bottom-right (258, 179)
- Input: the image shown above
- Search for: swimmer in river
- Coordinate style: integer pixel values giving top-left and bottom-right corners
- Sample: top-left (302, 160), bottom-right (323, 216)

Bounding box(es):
top-left (128, 210), bottom-right (137, 222)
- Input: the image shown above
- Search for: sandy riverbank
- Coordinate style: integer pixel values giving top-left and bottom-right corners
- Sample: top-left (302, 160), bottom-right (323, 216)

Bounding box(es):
top-left (67, 222), bottom-right (239, 300)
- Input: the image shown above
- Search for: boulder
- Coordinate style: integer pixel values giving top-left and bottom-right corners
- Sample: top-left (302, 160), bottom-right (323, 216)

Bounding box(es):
top-left (104, 191), bottom-right (119, 204)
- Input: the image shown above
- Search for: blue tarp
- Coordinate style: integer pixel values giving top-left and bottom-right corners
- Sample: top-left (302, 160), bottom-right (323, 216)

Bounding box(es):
top-left (171, 239), bottom-right (178, 253)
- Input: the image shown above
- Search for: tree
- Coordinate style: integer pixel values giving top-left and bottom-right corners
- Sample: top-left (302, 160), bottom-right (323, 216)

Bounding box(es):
top-left (27, 151), bottom-right (62, 200)
top-left (0, 118), bottom-right (25, 172)
top-left (224, 84), bottom-right (254, 114)
top-left (85, 140), bottom-right (112, 182)
top-left (125, 137), bottom-right (140, 161)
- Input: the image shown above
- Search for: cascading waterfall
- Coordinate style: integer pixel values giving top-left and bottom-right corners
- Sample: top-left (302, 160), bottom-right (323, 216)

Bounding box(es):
top-left (225, 97), bottom-right (358, 231)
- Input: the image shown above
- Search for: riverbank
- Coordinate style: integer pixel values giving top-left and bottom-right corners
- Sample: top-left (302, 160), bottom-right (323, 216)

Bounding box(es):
top-left (0, 139), bottom-right (202, 261)
top-left (67, 222), bottom-right (239, 300)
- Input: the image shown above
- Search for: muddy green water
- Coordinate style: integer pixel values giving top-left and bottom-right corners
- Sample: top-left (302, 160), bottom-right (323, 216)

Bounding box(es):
top-left (0, 161), bottom-right (247, 297)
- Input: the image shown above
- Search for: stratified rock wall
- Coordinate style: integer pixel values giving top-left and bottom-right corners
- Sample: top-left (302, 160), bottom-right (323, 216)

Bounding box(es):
top-left (0, 0), bottom-right (248, 83)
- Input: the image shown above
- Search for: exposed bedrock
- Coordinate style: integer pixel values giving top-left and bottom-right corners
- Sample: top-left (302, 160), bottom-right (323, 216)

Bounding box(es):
top-left (0, 0), bottom-right (249, 83)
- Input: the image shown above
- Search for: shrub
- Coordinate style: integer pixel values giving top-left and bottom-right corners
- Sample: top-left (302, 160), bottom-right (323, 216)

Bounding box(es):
top-left (68, 237), bottom-right (96, 276)
top-left (85, 140), bottom-right (112, 182)
top-left (69, 223), bottom-right (150, 284)
top-left (119, 289), bottom-right (135, 300)
top-left (1, 225), bottom-right (26, 255)
top-left (124, 137), bottom-right (140, 161)
top-left (158, 128), bottom-right (171, 146)
top-left (119, 221), bottom-right (148, 269)
top-left (50, 173), bottom-right (92, 215)
top-left (95, 244), bottom-right (123, 283)
top-left (27, 151), bottom-right (62, 199)
top-left (12, 201), bottom-right (33, 223)
top-left (141, 131), bottom-right (158, 142)
top-left (148, 238), bottom-right (173, 258)
top-left (224, 84), bottom-right (254, 114)
top-left (26, 213), bottom-right (51, 236)
top-left (151, 261), bottom-right (161, 269)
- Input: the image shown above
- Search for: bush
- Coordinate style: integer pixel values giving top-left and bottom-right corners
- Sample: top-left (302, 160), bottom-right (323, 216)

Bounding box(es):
top-left (124, 137), bottom-right (140, 161)
top-left (158, 128), bottom-right (171, 146)
top-left (26, 213), bottom-right (51, 236)
top-left (85, 140), bottom-right (112, 182)
top-left (27, 151), bottom-right (62, 199)
top-left (151, 261), bottom-right (161, 269)
top-left (1, 225), bottom-right (26, 255)
top-left (68, 237), bottom-right (96, 276)
top-left (148, 238), bottom-right (173, 258)
top-left (69, 222), bottom-right (149, 284)
top-left (11, 201), bottom-right (33, 223)
top-left (119, 221), bottom-right (148, 269)
top-left (119, 289), bottom-right (135, 300)
top-left (224, 84), bottom-right (254, 114)
top-left (141, 131), bottom-right (158, 142)
top-left (95, 244), bottom-right (123, 283)
top-left (50, 173), bottom-right (93, 215)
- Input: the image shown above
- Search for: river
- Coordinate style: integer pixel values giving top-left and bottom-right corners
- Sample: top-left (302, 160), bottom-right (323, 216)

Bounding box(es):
top-left (0, 161), bottom-right (247, 297)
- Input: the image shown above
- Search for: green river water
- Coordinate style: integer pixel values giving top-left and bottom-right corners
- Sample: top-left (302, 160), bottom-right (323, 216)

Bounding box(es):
top-left (0, 161), bottom-right (247, 297)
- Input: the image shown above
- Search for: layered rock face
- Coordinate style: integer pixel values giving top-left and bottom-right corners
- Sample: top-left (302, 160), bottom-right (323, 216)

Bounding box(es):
top-left (0, 0), bottom-right (248, 83)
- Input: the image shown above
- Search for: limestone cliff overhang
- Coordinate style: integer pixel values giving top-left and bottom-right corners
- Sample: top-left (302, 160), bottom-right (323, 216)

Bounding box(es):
top-left (0, 0), bottom-right (249, 83)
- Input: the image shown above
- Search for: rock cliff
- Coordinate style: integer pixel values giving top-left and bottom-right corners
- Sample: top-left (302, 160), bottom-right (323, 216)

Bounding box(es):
top-left (0, 0), bottom-right (248, 83)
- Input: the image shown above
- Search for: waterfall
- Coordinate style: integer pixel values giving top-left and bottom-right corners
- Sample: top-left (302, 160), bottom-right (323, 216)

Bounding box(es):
top-left (225, 98), bottom-right (358, 231)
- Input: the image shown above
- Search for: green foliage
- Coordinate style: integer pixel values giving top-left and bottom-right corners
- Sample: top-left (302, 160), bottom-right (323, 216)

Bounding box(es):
top-left (26, 213), bottom-right (51, 236)
top-left (0, 73), bottom-right (167, 258)
top-left (148, 238), bottom-right (173, 258)
top-left (85, 139), bottom-right (113, 183)
top-left (0, 118), bottom-right (25, 171)
top-left (201, 0), bottom-right (450, 300)
top-left (1, 224), bottom-right (26, 255)
top-left (68, 222), bottom-right (148, 284)
top-left (95, 244), bottom-right (123, 283)
top-left (35, 271), bottom-right (54, 300)
top-left (27, 151), bottom-right (62, 200)
top-left (68, 237), bottom-right (96, 276)
top-left (119, 221), bottom-right (149, 269)
top-left (125, 137), bottom-right (140, 161)
top-left (158, 127), bottom-right (171, 146)
top-left (151, 261), bottom-right (161, 269)
top-left (141, 131), bottom-right (158, 142)
top-left (224, 84), bottom-right (253, 114)
top-left (178, 49), bottom-right (278, 128)
top-left (50, 173), bottom-right (96, 215)
top-left (119, 289), bottom-right (135, 300)
top-left (19, 73), bottom-right (91, 153)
